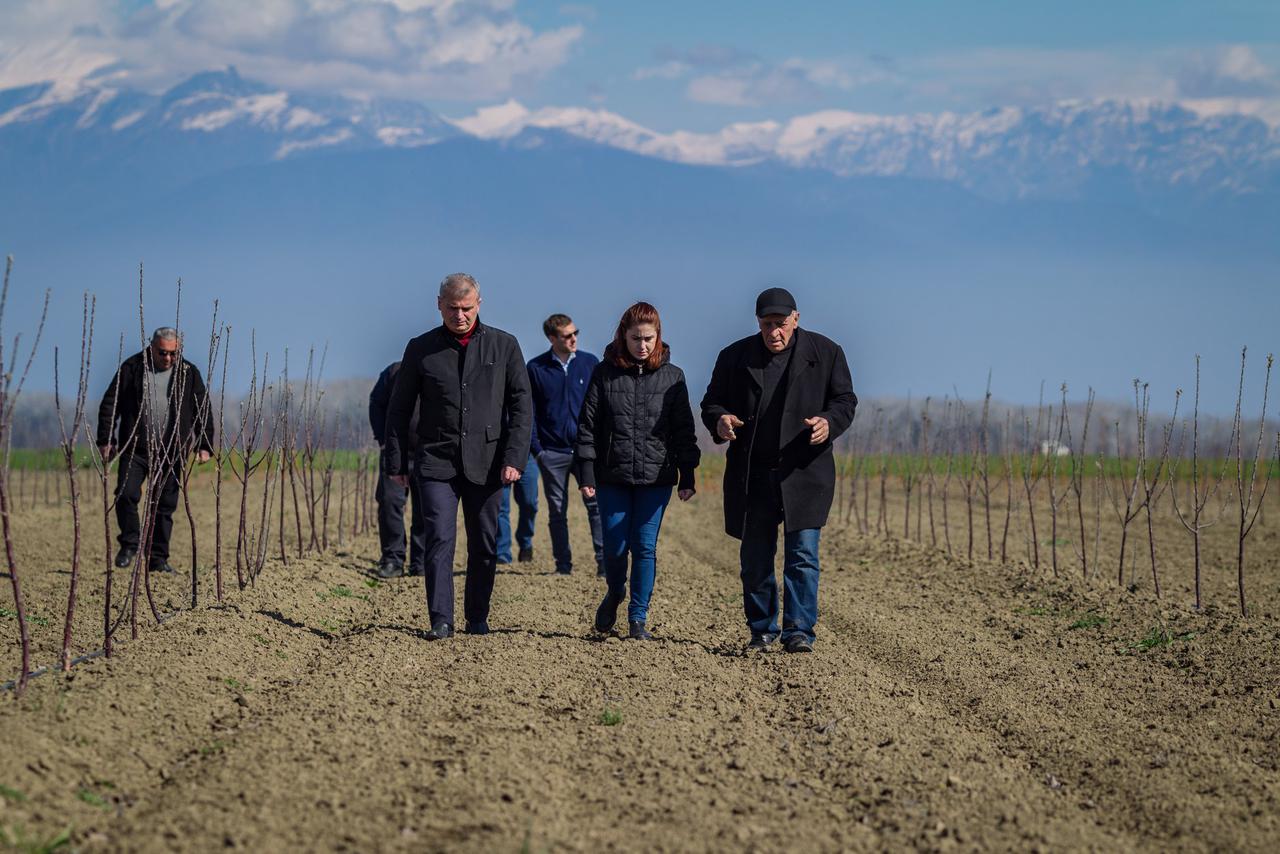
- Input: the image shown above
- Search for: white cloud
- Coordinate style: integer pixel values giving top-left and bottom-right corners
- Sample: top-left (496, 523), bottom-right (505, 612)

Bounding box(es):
top-left (0, 0), bottom-right (582, 101)
top-left (631, 46), bottom-right (888, 107)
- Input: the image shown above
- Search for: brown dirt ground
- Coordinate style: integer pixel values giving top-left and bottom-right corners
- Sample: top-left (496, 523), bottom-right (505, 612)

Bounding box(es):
top-left (1, 469), bottom-right (1279, 851)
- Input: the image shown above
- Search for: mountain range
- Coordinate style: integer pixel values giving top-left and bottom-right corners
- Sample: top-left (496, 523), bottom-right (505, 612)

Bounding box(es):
top-left (4, 67), bottom-right (1279, 205)
top-left (1, 68), bottom-right (1276, 416)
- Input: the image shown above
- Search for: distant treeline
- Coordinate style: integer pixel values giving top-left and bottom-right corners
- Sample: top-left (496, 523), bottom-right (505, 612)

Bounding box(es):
top-left (9, 382), bottom-right (1274, 460)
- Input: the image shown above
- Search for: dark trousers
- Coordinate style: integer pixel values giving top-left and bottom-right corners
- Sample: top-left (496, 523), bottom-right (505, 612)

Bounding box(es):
top-left (115, 450), bottom-right (181, 564)
top-left (739, 471), bottom-right (823, 643)
top-left (375, 469), bottom-right (426, 571)
top-left (536, 449), bottom-right (604, 572)
top-left (496, 454), bottom-right (540, 562)
top-left (417, 475), bottom-right (503, 627)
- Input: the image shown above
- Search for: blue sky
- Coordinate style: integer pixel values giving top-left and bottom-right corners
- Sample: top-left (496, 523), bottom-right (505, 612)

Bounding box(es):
top-left (3, 1), bottom-right (1278, 129)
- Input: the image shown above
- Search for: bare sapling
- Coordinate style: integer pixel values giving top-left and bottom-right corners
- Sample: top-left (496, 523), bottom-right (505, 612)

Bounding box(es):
top-left (1170, 355), bottom-right (1232, 610)
top-left (941, 399), bottom-right (956, 555)
top-left (230, 336), bottom-right (270, 590)
top-left (181, 301), bottom-right (223, 607)
top-left (92, 333), bottom-right (132, 656)
top-left (0, 258), bottom-right (50, 695)
top-left (212, 325), bottom-right (232, 602)
top-left (921, 399), bottom-right (938, 547)
top-left (978, 375), bottom-right (994, 560)
top-left (56, 294), bottom-right (95, 671)
top-left (1229, 348), bottom-right (1275, 617)
top-left (954, 395), bottom-right (978, 561)
top-left (247, 383), bottom-right (284, 585)
top-left (1066, 388), bottom-right (1096, 579)
top-left (899, 406), bottom-right (916, 539)
top-left (1139, 391), bottom-right (1180, 599)
top-left (1045, 386), bottom-right (1071, 578)
top-left (999, 409), bottom-right (1016, 564)
top-left (1105, 381), bottom-right (1151, 588)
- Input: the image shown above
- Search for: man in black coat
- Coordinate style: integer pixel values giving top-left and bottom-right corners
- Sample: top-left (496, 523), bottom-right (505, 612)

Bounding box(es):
top-left (383, 273), bottom-right (532, 639)
top-left (700, 288), bottom-right (857, 653)
top-left (96, 327), bottom-right (214, 573)
top-left (369, 361), bottom-right (425, 578)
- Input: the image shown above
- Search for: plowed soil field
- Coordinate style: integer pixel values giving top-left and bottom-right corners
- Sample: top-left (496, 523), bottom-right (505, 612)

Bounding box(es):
top-left (2, 472), bottom-right (1278, 851)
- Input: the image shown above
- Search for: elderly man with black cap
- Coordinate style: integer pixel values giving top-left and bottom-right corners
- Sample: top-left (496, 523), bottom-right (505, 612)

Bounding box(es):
top-left (700, 288), bottom-right (857, 653)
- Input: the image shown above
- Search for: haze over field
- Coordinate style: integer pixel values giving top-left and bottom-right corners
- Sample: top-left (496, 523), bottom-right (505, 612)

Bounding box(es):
top-left (1, 1), bottom-right (1277, 413)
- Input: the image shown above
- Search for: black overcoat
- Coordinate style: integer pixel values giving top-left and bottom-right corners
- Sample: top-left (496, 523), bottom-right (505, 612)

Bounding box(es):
top-left (95, 351), bottom-right (215, 457)
top-left (700, 328), bottom-right (857, 538)
top-left (382, 322), bottom-right (532, 487)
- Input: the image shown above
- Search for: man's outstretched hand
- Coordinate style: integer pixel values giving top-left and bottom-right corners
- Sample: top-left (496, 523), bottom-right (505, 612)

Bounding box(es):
top-left (717, 414), bottom-right (744, 441)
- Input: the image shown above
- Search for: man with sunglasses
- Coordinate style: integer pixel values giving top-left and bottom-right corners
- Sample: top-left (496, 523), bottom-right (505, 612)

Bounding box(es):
top-left (526, 314), bottom-right (604, 576)
top-left (96, 327), bottom-right (214, 574)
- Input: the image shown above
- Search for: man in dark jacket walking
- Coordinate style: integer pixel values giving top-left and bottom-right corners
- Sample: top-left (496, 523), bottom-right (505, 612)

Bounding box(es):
top-left (527, 313), bottom-right (604, 575)
top-left (369, 361), bottom-right (426, 578)
top-left (383, 273), bottom-right (532, 639)
top-left (97, 327), bottom-right (214, 573)
top-left (700, 288), bottom-right (857, 653)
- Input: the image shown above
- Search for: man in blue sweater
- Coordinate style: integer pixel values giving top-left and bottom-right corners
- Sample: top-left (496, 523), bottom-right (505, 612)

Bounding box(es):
top-left (528, 313), bottom-right (604, 575)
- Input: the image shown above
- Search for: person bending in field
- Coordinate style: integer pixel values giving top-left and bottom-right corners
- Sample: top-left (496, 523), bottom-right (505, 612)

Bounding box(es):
top-left (700, 288), bottom-right (857, 653)
top-left (576, 302), bottom-right (700, 640)
top-left (96, 327), bottom-right (214, 575)
top-left (369, 361), bottom-right (426, 578)
top-left (382, 273), bottom-right (532, 640)
top-left (527, 312), bottom-right (605, 576)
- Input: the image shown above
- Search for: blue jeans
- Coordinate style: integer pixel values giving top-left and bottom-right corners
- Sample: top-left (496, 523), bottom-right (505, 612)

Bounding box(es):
top-left (596, 484), bottom-right (672, 624)
top-left (740, 512), bottom-right (822, 644)
top-left (496, 455), bottom-right (540, 563)
top-left (536, 449), bottom-right (604, 572)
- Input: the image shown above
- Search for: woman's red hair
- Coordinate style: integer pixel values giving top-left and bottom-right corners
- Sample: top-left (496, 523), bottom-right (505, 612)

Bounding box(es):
top-left (610, 302), bottom-right (664, 371)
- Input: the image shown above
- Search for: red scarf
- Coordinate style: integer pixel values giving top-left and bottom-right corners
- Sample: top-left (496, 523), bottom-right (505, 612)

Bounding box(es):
top-left (453, 324), bottom-right (476, 347)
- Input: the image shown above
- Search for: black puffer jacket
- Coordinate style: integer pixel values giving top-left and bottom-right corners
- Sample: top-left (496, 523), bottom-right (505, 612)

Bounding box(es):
top-left (575, 344), bottom-right (700, 490)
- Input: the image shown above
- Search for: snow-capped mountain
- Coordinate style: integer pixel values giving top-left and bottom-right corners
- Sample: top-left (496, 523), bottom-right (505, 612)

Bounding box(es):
top-left (3, 68), bottom-right (1278, 204)
top-left (456, 99), bottom-right (1280, 200)
top-left (0, 68), bottom-right (457, 158)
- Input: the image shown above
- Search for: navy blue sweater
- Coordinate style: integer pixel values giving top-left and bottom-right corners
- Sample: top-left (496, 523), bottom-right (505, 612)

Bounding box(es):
top-left (527, 349), bottom-right (599, 455)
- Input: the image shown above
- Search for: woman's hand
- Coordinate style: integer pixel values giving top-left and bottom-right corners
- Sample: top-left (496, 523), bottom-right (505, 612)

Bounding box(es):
top-left (677, 488), bottom-right (695, 502)
top-left (581, 486), bottom-right (596, 499)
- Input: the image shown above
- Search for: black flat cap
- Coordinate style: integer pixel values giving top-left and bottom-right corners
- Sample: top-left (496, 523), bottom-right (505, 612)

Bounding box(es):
top-left (755, 287), bottom-right (797, 318)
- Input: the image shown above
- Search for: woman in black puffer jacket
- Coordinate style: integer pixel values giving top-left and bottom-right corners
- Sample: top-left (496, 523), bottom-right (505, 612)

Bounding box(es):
top-left (576, 302), bottom-right (701, 639)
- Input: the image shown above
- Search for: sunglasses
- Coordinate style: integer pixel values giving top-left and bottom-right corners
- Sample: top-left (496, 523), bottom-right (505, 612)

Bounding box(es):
top-left (155, 348), bottom-right (178, 357)
top-left (557, 329), bottom-right (579, 340)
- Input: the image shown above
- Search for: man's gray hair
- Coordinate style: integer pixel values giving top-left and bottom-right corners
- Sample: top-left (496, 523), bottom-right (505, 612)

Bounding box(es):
top-left (439, 273), bottom-right (480, 299)
top-left (151, 327), bottom-right (182, 343)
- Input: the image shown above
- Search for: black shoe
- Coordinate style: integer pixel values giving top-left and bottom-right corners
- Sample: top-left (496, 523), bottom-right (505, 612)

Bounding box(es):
top-left (517, 547), bottom-right (533, 563)
top-left (555, 566), bottom-right (572, 576)
top-left (783, 635), bottom-right (814, 654)
top-left (594, 591), bottom-right (624, 633)
top-left (406, 566), bottom-right (424, 577)
top-left (747, 632), bottom-right (779, 651)
top-left (376, 558), bottom-right (404, 579)
top-left (596, 563), bottom-right (606, 578)
top-left (464, 622), bottom-right (490, 636)
top-left (114, 547), bottom-right (137, 568)
top-left (425, 620), bottom-right (453, 641)
top-left (628, 620), bottom-right (653, 641)
top-left (149, 560), bottom-right (177, 575)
